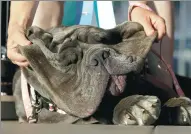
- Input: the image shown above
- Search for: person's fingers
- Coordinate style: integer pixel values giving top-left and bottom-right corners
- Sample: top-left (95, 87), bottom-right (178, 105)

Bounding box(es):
top-left (130, 6), bottom-right (166, 40)
top-left (7, 49), bottom-right (27, 62)
top-left (141, 18), bottom-right (155, 37)
top-left (13, 61), bottom-right (29, 67)
top-left (152, 17), bottom-right (166, 40)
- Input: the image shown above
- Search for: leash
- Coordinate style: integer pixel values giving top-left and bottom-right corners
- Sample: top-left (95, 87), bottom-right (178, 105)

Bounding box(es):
top-left (146, 39), bottom-right (185, 97)
top-left (21, 70), bottom-right (66, 123)
top-left (21, 70), bottom-right (37, 123)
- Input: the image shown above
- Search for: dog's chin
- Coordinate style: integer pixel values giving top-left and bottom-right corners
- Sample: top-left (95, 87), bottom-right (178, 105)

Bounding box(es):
top-left (107, 74), bottom-right (127, 96)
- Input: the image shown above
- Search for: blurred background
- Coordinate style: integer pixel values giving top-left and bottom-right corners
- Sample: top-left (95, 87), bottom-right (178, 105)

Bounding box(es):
top-left (1, 1), bottom-right (191, 94)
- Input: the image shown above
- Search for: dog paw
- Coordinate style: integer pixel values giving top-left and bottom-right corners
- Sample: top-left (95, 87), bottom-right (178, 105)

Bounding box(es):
top-left (113, 95), bottom-right (161, 126)
top-left (164, 97), bottom-right (191, 125)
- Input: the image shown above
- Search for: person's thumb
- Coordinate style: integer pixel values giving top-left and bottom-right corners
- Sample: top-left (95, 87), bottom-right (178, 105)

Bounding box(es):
top-left (141, 19), bottom-right (155, 37)
top-left (14, 31), bottom-right (32, 46)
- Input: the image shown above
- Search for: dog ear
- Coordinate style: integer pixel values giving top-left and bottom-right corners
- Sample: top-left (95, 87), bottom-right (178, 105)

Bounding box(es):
top-left (112, 21), bottom-right (158, 59)
top-left (26, 26), bottom-right (53, 48)
top-left (25, 26), bottom-right (58, 60)
top-left (115, 21), bottom-right (145, 39)
top-left (19, 26), bottom-right (73, 89)
top-left (19, 43), bottom-right (65, 88)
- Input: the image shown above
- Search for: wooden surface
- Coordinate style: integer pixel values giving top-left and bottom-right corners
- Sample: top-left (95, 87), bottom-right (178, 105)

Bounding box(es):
top-left (1, 121), bottom-right (191, 134)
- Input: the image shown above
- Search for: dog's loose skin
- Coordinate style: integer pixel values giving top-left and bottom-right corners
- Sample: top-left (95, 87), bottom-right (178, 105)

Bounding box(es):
top-left (13, 21), bottom-right (191, 125)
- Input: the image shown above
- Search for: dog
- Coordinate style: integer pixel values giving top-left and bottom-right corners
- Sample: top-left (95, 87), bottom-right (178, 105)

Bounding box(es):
top-left (13, 21), bottom-right (191, 125)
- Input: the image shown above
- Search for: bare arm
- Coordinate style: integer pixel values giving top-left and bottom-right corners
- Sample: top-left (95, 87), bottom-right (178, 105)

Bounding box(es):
top-left (7, 1), bottom-right (36, 67)
top-left (8, 1), bottom-right (35, 31)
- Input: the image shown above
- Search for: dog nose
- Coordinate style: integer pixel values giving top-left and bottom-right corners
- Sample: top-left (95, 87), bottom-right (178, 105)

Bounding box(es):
top-left (90, 50), bottom-right (110, 66)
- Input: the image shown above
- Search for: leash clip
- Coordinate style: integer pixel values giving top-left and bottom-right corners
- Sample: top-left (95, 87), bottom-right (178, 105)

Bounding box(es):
top-left (32, 97), bottom-right (43, 114)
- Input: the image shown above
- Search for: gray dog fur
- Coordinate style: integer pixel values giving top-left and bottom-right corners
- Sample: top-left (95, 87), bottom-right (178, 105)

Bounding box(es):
top-left (13, 21), bottom-right (191, 125)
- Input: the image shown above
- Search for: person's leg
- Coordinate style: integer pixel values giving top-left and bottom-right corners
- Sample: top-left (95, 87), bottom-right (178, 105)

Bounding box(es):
top-left (148, 1), bottom-right (174, 88)
top-left (32, 1), bottom-right (64, 30)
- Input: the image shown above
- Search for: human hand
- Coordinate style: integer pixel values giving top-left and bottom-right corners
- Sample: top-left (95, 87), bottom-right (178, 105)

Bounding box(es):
top-left (131, 6), bottom-right (166, 40)
top-left (7, 23), bottom-right (32, 67)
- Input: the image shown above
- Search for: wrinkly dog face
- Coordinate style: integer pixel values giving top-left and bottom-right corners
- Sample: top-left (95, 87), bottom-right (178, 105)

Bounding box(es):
top-left (19, 21), bottom-right (157, 118)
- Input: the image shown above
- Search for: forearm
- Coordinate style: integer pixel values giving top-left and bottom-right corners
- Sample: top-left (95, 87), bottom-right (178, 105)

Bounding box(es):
top-left (128, 1), bottom-right (150, 21)
top-left (8, 1), bottom-right (35, 30)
